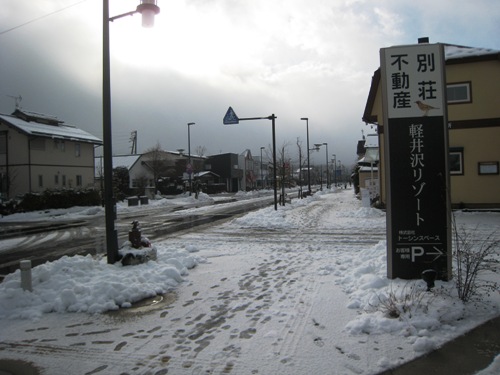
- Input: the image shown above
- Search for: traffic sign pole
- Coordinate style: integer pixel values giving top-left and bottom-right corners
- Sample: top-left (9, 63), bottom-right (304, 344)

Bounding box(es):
top-left (223, 107), bottom-right (278, 210)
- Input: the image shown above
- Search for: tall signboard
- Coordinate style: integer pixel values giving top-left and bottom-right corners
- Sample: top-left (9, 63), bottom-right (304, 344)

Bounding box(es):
top-left (380, 43), bottom-right (452, 280)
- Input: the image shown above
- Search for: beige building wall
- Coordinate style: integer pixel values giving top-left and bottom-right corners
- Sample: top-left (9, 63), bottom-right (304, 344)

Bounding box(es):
top-left (1, 124), bottom-right (97, 197)
top-left (1, 125), bottom-right (29, 197)
top-left (447, 60), bottom-right (500, 120)
top-left (368, 56), bottom-right (500, 208)
top-left (30, 141), bottom-right (96, 193)
top-left (449, 127), bottom-right (500, 206)
top-left (447, 59), bottom-right (500, 207)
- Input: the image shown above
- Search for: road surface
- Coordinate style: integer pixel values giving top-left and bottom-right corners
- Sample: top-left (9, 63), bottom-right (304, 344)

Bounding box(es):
top-left (0, 193), bottom-right (276, 277)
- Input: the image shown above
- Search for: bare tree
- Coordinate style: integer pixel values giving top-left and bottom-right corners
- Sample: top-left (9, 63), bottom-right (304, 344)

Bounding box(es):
top-left (143, 142), bottom-right (170, 193)
top-left (134, 174), bottom-right (149, 196)
top-left (195, 145), bottom-right (207, 157)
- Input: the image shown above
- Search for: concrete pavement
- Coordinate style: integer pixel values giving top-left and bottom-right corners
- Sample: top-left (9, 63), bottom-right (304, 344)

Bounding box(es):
top-left (378, 315), bottom-right (500, 375)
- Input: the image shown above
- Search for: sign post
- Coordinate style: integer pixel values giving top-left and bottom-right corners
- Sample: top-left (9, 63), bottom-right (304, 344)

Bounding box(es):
top-left (223, 107), bottom-right (278, 210)
top-left (380, 43), bottom-right (452, 280)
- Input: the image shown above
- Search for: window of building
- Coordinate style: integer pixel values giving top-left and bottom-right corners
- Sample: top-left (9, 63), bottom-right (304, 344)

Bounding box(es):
top-left (62, 175), bottom-right (66, 186)
top-left (38, 175), bottom-right (43, 188)
top-left (76, 175), bottom-right (83, 186)
top-left (54, 139), bottom-right (65, 151)
top-left (55, 174), bottom-right (59, 185)
top-left (75, 143), bottom-right (81, 157)
top-left (447, 82), bottom-right (471, 104)
top-left (478, 162), bottom-right (499, 175)
top-left (449, 147), bottom-right (464, 175)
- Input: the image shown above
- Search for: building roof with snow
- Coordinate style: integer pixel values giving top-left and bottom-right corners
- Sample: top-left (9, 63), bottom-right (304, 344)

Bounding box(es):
top-left (94, 154), bottom-right (141, 178)
top-left (0, 109), bottom-right (102, 145)
top-left (112, 155), bottom-right (142, 170)
top-left (444, 44), bottom-right (500, 62)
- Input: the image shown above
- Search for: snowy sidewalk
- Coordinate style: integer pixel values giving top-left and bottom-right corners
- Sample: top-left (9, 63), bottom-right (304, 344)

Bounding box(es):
top-left (0, 189), bottom-right (499, 374)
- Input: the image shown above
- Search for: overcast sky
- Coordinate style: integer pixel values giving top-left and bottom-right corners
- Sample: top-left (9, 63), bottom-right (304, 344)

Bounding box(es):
top-left (1, 0), bottom-right (499, 168)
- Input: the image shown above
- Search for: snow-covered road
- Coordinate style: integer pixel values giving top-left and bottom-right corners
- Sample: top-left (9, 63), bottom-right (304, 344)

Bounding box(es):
top-left (0, 188), bottom-right (499, 374)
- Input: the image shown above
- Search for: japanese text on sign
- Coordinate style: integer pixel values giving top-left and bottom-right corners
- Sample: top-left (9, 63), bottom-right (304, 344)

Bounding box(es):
top-left (384, 45), bottom-right (444, 118)
top-left (410, 122), bottom-right (425, 226)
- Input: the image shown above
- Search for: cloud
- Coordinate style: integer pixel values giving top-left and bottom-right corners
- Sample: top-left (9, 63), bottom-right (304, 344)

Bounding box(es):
top-left (1, 0), bottom-right (499, 167)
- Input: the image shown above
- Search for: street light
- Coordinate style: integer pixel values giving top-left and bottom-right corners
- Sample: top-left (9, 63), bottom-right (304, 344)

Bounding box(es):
top-left (187, 122), bottom-right (195, 196)
top-left (300, 118), bottom-right (311, 194)
top-left (102, 0), bottom-right (160, 264)
top-left (332, 154), bottom-right (337, 186)
top-left (260, 146), bottom-right (265, 189)
top-left (321, 143), bottom-right (329, 189)
top-left (338, 160), bottom-right (342, 184)
top-left (309, 145), bottom-right (320, 189)
top-left (297, 140), bottom-right (302, 197)
top-left (314, 143), bottom-right (324, 190)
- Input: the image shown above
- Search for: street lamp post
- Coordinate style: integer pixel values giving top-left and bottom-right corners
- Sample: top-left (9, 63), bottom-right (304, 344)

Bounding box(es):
top-left (338, 160), bottom-right (342, 184)
top-left (260, 146), bottom-right (265, 189)
top-left (271, 114), bottom-right (277, 210)
top-left (323, 143), bottom-right (329, 189)
top-left (332, 154), bottom-right (337, 186)
top-left (102, 0), bottom-right (160, 264)
top-left (331, 158), bottom-right (334, 186)
top-left (309, 145), bottom-right (319, 188)
top-left (223, 107), bottom-right (277, 210)
top-left (314, 144), bottom-right (324, 190)
top-left (314, 143), bottom-right (328, 189)
top-left (300, 118), bottom-right (311, 194)
top-left (298, 141), bottom-right (302, 198)
top-left (187, 122), bottom-right (195, 196)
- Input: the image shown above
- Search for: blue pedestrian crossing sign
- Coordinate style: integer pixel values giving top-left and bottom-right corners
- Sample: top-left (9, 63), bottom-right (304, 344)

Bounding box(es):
top-left (223, 106), bottom-right (239, 125)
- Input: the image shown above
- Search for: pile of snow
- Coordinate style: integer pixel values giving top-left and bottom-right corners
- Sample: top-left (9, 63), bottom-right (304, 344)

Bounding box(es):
top-left (336, 240), bottom-right (496, 354)
top-left (476, 355), bottom-right (500, 375)
top-left (0, 205), bottom-right (105, 222)
top-left (233, 206), bottom-right (291, 229)
top-left (0, 243), bottom-right (203, 321)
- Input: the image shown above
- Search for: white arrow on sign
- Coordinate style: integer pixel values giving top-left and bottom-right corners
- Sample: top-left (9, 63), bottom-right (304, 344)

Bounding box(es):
top-left (428, 246), bottom-right (444, 262)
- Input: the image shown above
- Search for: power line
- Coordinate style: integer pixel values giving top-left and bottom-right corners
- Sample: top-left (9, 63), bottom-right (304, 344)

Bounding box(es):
top-left (0, 0), bottom-right (88, 36)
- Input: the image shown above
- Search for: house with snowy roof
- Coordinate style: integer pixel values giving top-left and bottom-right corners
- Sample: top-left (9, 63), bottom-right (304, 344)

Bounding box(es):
top-left (362, 42), bottom-right (500, 208)
top-left (96, 151), bottom-right (178, 196)
top-left (95, 150), bottom-right (208, 197)
top-left (0, 109), bottom-right (102, 199)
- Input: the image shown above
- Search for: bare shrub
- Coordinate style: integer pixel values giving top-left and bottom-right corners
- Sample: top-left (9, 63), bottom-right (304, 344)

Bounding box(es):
top-left (371, 282), bottom-right (431, 319)
top-left (452, 219), bottom-right (499, 303)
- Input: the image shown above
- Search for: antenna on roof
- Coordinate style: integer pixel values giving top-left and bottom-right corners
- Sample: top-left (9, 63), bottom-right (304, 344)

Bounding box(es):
top-left (7, 95), bottom-right (22, 110)
top-left (130, 130), bottom-right (137, 154)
